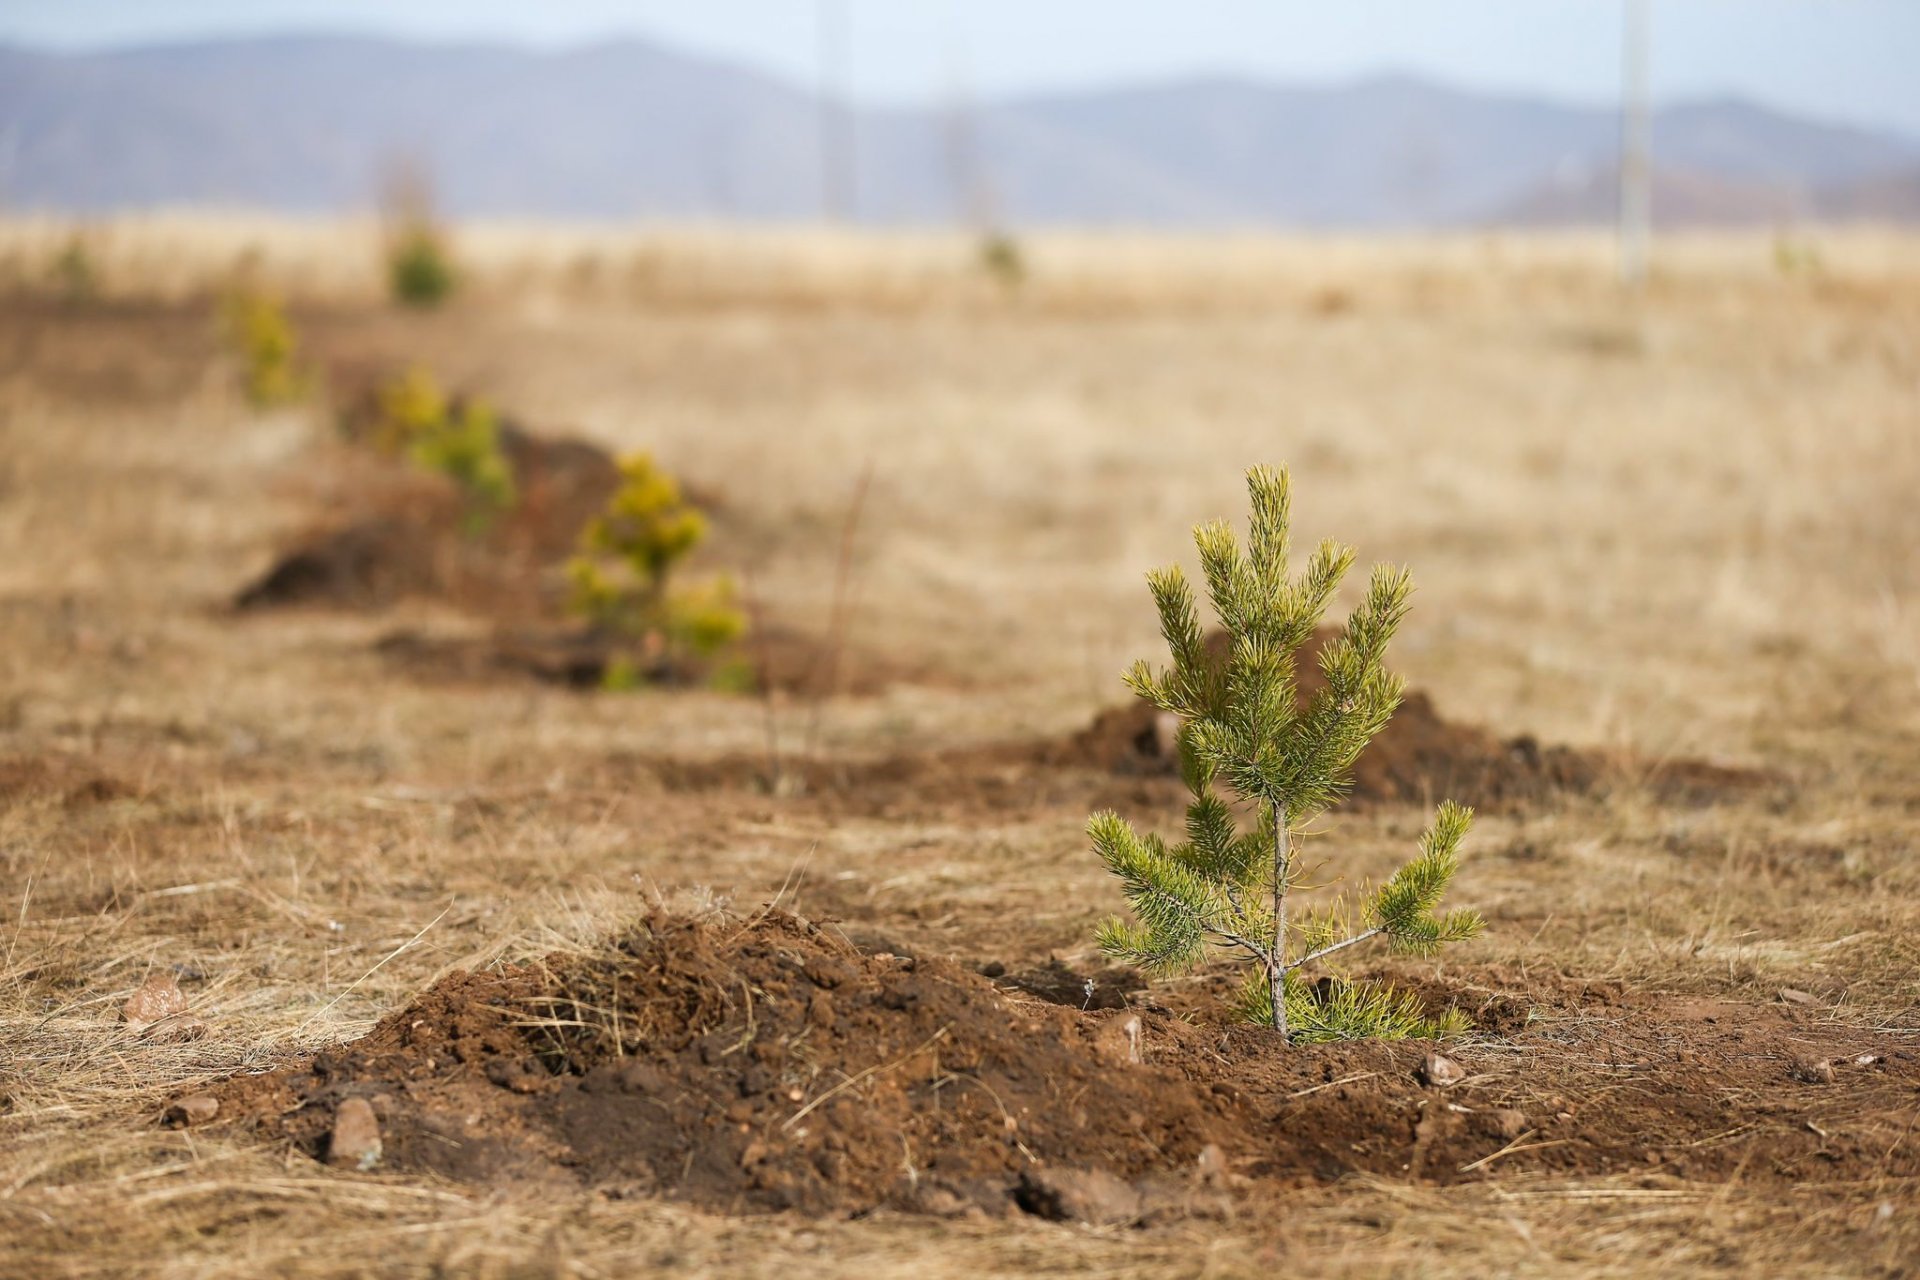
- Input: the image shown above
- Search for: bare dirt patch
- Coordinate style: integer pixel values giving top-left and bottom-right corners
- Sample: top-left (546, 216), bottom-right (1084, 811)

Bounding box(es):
top-left (208, 909), bottom-right (1919, 1224)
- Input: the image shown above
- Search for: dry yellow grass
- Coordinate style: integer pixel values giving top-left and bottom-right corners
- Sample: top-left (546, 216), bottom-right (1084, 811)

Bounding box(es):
top-left (1, 216), bottom-right (1917, 1277)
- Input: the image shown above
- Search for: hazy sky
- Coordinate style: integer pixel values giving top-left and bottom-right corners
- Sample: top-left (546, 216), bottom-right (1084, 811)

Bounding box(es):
top-left (7, 1), bottom-right (1919, 136)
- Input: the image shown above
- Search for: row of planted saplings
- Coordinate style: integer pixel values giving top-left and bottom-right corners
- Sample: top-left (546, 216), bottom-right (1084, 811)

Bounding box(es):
top-left (221, 291), bottom-right (745, 691)
top-left (226, 287), bottom-right (1487, 1043)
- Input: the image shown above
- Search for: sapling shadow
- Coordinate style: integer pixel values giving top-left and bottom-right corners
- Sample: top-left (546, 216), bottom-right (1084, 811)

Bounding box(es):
top-left (1090, 464), bottom-right (1482, 1041)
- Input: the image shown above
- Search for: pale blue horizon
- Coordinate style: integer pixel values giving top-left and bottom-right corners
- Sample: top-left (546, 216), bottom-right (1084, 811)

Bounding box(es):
top-left (5, 1), bottom-right (1919, 138)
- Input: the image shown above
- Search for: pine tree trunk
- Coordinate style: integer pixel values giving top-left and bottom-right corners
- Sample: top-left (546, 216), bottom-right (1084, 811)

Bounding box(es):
top-left (1270, 803), bottom-right (1290, 1039)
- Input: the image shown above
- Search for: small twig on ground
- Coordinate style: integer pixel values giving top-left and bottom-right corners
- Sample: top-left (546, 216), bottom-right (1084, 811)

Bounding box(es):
top-left (802, 459), bottom-right (873, 762)
top-left (738, 566), bottom-right (788, 793)
top-left (1459, 1134), bottom-right (1568, 1174)
top-left (784, 1024), bottom-right (951, 1130)
top-left (1285, 1071), bottom-right (1379, 1099)
top-left (295, 900), bottom-right (454, 1033)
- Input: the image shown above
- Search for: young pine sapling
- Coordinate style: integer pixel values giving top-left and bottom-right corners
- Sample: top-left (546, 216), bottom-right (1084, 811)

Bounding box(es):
top-left (220, 290), bottom-right (307, 409)
top-left (373, 367), bottom-right (516, 531)
top-left (1090, 465), bottom-right (1482, 1042)
top-left (567, 453), bottom-right (746, 686)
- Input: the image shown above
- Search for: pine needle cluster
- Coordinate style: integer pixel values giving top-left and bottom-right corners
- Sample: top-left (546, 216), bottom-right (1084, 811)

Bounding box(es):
top-left (51, 234), bottom-right (98, 303)
top-left (220, 290), bottom-right (306, 408)
top-left (374, 367), bottom-right (516, 529)
top-left (567, 453), bottom-right (746, 683)
top-left (387, 221), bottom-right (457, 308)
top-left (1090, 465), bottom-right (1482, 1041)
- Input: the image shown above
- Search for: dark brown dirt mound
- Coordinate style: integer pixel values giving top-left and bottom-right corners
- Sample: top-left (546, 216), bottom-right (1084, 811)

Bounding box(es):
top-left (208, 911), bottom-right (1920, 1222)
top-left (1053, 628), bottom-right (1770, 810)
top-left (234, 418), bottom-right (622, 616)
top-left (214, 910), bottom-right (1230, 1217)
top-left (1057, 691), bottom-right (1767, 810)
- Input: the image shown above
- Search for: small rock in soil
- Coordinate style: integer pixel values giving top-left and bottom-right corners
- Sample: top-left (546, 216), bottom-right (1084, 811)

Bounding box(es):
top-left (485, 1057), bottom-right (552, 1094)
top-left (1014, 1166), bottom-right (1143, 1226)
top-left (122, 972), bottom-right (189, 1029)
top-left (326, 1097), bottom-right (384, 1171)
top-left (1095, 1013), bottom-right (1144, 1065)
top-left (1419, 1053), bottom-right (1467, 1088)
top-left (163, 1094), bottom-right (219, 1127)
top-left (911, 1181), bottom-right (990, 1219)
top-left (1790, 1056), bottom-right (1836, 1085)
top-left (1489, 1108), bottom-right (1529, 1140)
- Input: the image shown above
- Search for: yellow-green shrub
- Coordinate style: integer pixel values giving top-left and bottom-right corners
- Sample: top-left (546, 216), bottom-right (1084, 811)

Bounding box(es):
top-left (979, 231), bottom-right (1026, 289)
top-left (387, 222), bottom-right (457, 308)
top-left (567, 453), bottom-right (745, 681)
top-left (50, 235), bottom-right (97, 301)
top-left (410, 399), bottom-right (515, 527)
top-left (372, 366), bottom-right (515, 528)
top-left (220, 291), bottom-right (307, 408)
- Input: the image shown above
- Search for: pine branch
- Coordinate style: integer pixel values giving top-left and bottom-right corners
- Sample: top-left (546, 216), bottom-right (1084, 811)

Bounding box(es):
top-left (1286, 926), bottom-right (1382, 973)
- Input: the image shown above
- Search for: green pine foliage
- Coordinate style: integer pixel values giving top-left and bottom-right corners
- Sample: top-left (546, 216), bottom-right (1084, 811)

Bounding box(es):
top-left (1090, 465), bottom-right (1483, 1042)
top-left (372, 367), bottom-right (516, 530)
top-left (979, 232), bottom-right (1026, 289)
top-left (407, 398), bottom-right (516, 529)
top-left (387, 221), bottom-right (457, 308)
top-left (220, 290), bottom-right (307, 408)
top-left (51, 235), bottom-right (98, 302)
top-left (567, 453), bottom-right (747, 684)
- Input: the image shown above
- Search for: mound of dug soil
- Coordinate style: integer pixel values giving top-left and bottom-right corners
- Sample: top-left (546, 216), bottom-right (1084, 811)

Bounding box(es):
top-left (214, 910), bottom-right (1231, 1218)
top-left (234, 419), bottom-right (623, 616)
top-left (1055, 630), bottom-right (1767, 810)
top-left (206, 910), bottom-right (1920, 1222)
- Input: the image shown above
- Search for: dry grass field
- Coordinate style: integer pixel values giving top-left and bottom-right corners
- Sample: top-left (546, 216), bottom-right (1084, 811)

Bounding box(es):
top-left (2, 216), bottom-right (1919, 1277)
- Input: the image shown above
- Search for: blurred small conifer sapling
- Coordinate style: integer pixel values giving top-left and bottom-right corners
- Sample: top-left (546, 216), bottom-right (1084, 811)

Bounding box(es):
top-left (1090, 465), bottom-right (1482, 1041)
top-left (381, 164), bottom-right (458, 308)
top-left (220, 290), bottom-right (306, 408)
top-left (568, 454), bottom-right (746, 687)
top-left (388, 223), bottom-right (457, 308)
top-left (375, 367), bottom-right (516, 530)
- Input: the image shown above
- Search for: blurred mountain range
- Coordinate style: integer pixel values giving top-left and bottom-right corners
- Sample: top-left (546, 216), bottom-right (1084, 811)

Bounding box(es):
top-left (4, 34), bottom-right (1918, 227)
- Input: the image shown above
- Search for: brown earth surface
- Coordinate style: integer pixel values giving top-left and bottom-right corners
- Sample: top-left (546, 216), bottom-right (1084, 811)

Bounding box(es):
top-left (631, 628), bottom-right (1774, 815)
top-left (5, 227), bottom-right (1919, 1277)
top-left (372, 620), bottom-right (936, 699)
top-left (1055, 690), bottom-right (1769, 810)
top-left (231, 386), bottom-right (894, 696)
top-left (207, 908), bottom-right (1920, 1224)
